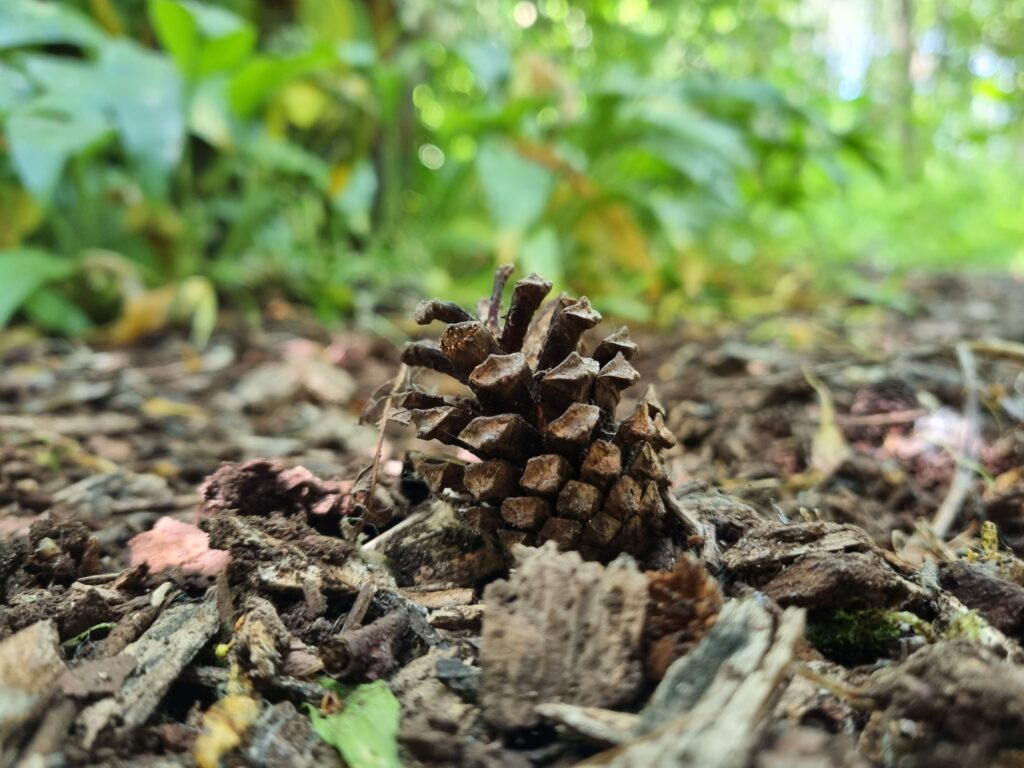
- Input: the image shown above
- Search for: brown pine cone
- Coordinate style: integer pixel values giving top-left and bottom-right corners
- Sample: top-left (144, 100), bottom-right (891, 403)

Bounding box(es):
top-left (392, 271), bottom-right (677, 562)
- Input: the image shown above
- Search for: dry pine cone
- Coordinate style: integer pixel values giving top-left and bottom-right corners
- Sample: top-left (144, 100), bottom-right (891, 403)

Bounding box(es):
top-left (392, 271), bottom-right (677, 562)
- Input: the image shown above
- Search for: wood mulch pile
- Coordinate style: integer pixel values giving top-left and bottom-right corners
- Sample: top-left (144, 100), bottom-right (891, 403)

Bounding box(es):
top-left (2, 273), bottom-right (1024, 768)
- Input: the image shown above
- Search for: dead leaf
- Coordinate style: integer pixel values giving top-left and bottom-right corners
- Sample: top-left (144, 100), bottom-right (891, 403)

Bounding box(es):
top-left (804, 366), bottom-right (851, 478)
top-left (129, 516), bottom-right (230, 578)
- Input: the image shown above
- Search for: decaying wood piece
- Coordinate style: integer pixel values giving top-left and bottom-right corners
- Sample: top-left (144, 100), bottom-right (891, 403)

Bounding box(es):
top-left (77, 591), bottom-right (220, 748)
top-left (321, 610), bottom-right (411, 680)
top-left (0, 620), bottom-right (66, 760)
top-left (203, 513), bottom-right (385, 595)
top-left (243, 701), bottom-right (344, 768)
top-left (364, 500), bottom-right (505, 586)
top-left (580, 600), bottom-right (805, 767)
top-left (231, 596), bottom-right (290, 681)
top-left (862, 641), bottom-right (1024, 765)
top-left (479, 543), bottom-right (648, 730)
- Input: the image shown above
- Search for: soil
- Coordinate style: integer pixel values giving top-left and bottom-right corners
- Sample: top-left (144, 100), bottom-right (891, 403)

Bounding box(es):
top-left (2, 272), bottom-right (1024, 767)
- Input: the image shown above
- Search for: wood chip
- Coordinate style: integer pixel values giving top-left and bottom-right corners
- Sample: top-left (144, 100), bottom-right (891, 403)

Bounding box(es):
top-left (77, 592), bottom-right (220, 748)
top-left (480, 543), bottom-right (648, 729)
top-left (580, 601), bottom-right (805, 767)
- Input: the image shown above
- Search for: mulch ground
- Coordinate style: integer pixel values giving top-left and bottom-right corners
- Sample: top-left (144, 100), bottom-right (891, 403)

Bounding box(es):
top-left (2, 272), bottom-right (1024, 767)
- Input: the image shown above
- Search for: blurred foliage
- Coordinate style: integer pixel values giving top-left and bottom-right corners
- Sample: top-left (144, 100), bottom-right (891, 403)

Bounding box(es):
top-left (0, 0), bottom-right (1022, 339)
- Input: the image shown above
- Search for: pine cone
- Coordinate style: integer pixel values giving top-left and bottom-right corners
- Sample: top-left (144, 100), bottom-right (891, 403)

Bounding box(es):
top-left (392, 271), bottom-right (677, 562)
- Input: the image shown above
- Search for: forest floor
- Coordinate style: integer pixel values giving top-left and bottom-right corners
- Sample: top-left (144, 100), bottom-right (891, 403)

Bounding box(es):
top-left (2, 272), bottom-right (1024, 767)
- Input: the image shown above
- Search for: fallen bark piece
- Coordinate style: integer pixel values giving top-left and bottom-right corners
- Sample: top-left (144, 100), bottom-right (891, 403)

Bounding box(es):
top-left (203, 513), bottom-right (375, 595)
top-left (722, 521), bottom-right (877, 577)
top-left (321, 610), bottom-right (411, 681)
top-left (365, 500), bottom-right (505, 587)
top-left (77, 592), bottom-right (220, 748)
top-left (0, 620), bottom-right (66, 755)
top-left (480, 543), bottom-right (648, 730)
top-left (862, 642), bottom-right (1024, 766)
top-left (232, 596), bottom-right (290, 681)
top-left (393, 649), bottom-right (478, 765)
top-left (937, 560), bottom-right (1024, 640)
top-left (243, 701), bottom-right (343, 768)
top-left (580, 600), bottom-right (805, 768)
top-left (58, 655), bottom-right (137, 699)
top-left (760, 551), bottom-right (916, 611)
top-left (535, 703), bottom-right (637, 748)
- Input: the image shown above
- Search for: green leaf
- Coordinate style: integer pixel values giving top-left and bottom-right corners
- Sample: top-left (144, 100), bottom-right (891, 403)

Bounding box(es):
top-left (149, 0), bottom-right (256, 80)
top-left (475, 140), bottom-right (553, 232)
top-left (228, 45), bottom-right (336, 117)
top-left (98, 40), bottom-right (185, 175)
top-left (519, 227), bottom-right (563, 288)
top-left (0, 0), bottom-right (104, 51)
top-left (5, 110), bottom-right (113, 202)
top-left (188, 75), bottom-right (234, 149)
top-left (307, 681), bottom-right (401, 768)
top-left (23, 287), bottom-right (93, 336)
top-left (0, 249), bottom-right (76, 328)
top-left (0, 63), bottom-right (34, 114)
top-left (333, 160), bottom-right (377, 236)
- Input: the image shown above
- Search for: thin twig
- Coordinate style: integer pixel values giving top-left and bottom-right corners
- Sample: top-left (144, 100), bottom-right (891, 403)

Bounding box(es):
top-left (361, 364), bottom-right (409, 534)
top-left (967, 337), bottom-right (1024, 362)
top-left (931, 343), bottom-right (982, 538)
top-left (487, 264), bottom-right (515, 335)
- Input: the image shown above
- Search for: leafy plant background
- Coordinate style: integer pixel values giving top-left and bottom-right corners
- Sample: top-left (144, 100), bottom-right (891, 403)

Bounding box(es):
top-left (1, 0), bottom-right (1022, 339)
